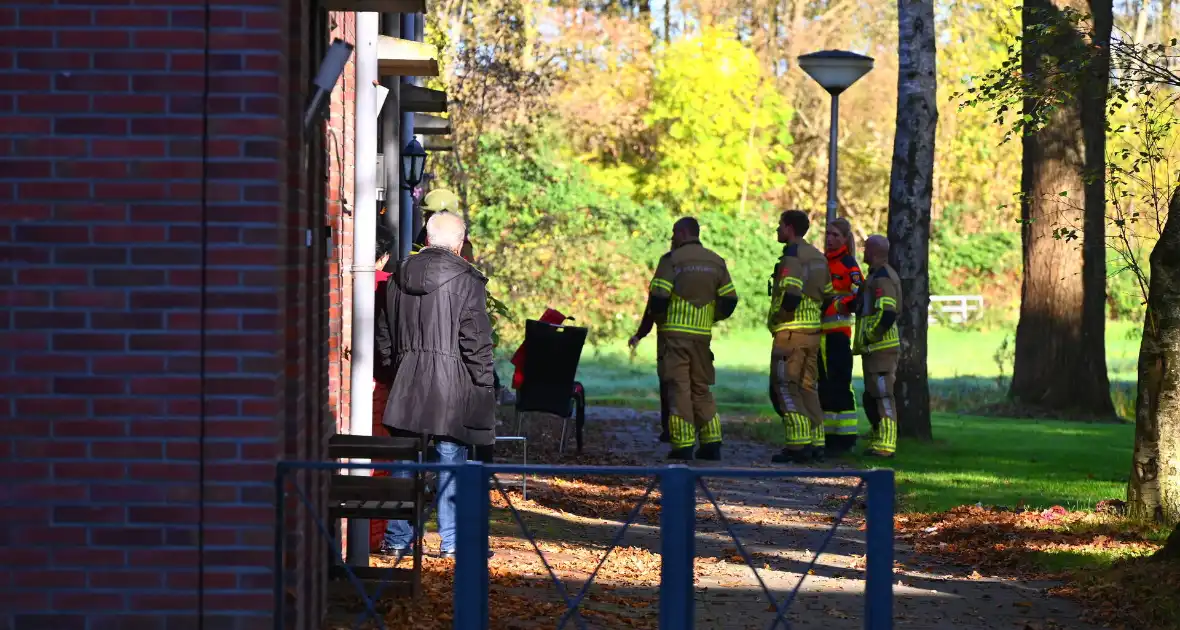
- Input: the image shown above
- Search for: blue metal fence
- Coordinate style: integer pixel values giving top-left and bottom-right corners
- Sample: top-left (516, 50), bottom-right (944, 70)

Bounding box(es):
top-left (275, 461), bottom-right (895, 630)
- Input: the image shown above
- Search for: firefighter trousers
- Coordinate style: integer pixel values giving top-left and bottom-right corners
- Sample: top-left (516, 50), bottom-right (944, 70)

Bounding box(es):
top-left (657, 334), bottom-right (722, 449)
top-left (818, 331), bottom-right (858, 453)
top-left (656, 336), bottom-right (670, 437)
top-left (769, 331), bottom-right (825, 451)
top-left (861, 349), bottom-right (899, 454)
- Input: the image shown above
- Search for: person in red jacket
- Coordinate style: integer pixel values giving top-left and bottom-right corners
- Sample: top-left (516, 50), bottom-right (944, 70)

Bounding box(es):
top-left (371, 230), bottom-right (396, 551)
top-left (818, 218), bottom-right (863, 456)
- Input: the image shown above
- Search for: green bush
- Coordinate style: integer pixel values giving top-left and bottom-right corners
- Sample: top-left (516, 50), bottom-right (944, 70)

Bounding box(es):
top-left (929, 204), bottom-right (1022, 296)
top-left (465, 127), bottom-right (663, 344)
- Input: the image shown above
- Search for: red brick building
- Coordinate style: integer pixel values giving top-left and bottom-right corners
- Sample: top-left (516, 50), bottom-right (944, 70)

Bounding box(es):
top-left (1, 2), bottom-right (367, 628)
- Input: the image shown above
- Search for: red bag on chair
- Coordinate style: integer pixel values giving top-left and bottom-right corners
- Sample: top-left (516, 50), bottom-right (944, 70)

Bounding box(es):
top-left (510, 308), bottom-right (570, 390)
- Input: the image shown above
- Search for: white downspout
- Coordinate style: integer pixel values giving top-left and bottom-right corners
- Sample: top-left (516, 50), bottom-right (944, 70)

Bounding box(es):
top-left (346, 11), bottom-right (381, 567)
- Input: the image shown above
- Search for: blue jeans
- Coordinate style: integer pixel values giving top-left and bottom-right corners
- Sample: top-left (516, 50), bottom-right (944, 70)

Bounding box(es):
top-left (383, 439), bottom-right (469, 553)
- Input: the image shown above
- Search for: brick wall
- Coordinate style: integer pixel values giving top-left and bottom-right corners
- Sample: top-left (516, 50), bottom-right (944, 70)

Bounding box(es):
top-left (0, 1), bottom-right (328, 628)
top-left (326, 12), bottom-right (356, 440)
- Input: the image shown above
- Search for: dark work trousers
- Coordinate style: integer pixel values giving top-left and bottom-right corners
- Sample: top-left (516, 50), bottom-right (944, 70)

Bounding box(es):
top-left (817, 331), bottom-right (858, 453)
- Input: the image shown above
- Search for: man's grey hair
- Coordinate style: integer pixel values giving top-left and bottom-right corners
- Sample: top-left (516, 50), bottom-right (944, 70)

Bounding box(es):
top-left (425, 211), bottom-right (466, 252)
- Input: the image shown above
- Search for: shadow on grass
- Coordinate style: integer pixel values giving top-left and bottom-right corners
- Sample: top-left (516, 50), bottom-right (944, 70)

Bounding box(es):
top-left (570, 351), bottom-right (1138, 420)
top-left (729, 413), bottom-right (1134, 513)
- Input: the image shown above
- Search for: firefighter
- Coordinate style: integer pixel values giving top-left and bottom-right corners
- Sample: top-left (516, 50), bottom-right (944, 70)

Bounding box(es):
top-left (768, 210), bottom-right (835, 464)
top-left (819, 218), bottom-right (863, 455)
top-left (629, 298), bottom-right (672, 443)
top-left (645, 217), bottom-right (739, 460)
top-left (852, 234), bottom-right (901, 458)
top-left (413, 189), bottom-right (473, 260)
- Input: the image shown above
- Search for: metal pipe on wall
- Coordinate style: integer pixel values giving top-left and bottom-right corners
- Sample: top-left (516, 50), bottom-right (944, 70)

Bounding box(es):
top-left (346, 11), bottom-right (381, 567)
top-left (398, 13), bottom-right (416, 258)
top-left (381, 14), bottom-right (401, 252)
top-left (412, 13), bottom-right (426, 240)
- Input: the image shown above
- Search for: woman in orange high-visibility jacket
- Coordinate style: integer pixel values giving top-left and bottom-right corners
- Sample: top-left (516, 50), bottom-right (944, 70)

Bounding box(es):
top-left (818, 218), bottom-right (863, 455)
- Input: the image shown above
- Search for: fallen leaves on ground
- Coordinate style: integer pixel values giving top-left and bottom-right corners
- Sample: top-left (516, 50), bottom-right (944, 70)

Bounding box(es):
top-left (895, 505), bottom-right (1178, 630)
top-left (1054, 555), bottom-right (1180, 629)
top-left (325, 556), bottom-right (662, 629)
top-left (494, 475), bottom-right (663, 525)
top-left (896, 505), bottom-right (1159, 579)
top-left (322, 416), bottom-right (895, 628)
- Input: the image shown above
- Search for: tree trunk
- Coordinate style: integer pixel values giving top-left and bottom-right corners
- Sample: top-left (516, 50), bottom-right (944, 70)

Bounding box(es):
top-left (1128, 186), bottom-right (1180, 535)
top-left (1159, 523), bottom-right (1180, 559)
top-left (1165, 0), bottom-right (1175, 40)
top-left (886, 0), bottom-right (938, 440)
top-left (664, 0), bottom-right (673, 44)
top-left (1009, 0), bottom-right (1116, 419)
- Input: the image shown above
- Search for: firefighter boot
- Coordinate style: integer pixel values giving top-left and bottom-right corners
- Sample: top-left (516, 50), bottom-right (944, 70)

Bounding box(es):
top-left (667, 446), bottom-right (694, 461)
top-left (696, 414), bottom-right (722, 461)
top-left (771, 448), bottom-right (812, 464)
top-left (809, 425), bottom-right (825, 463)
top-left (776, 412), bottom-right (812, 464)
top-left (695, 442), bottom-right (721, 461)
top-left (667, 414), bottom-right (695, 460)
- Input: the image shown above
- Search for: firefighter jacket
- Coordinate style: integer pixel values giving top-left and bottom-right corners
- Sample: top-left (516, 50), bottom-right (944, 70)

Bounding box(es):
top-left (767, 241), bottom-right (834, 335)
top-left (853, 263), bottom-right (902, 354)
top-left (648, 241), bottom-right (738, 338)
top-left (821, 246), bottom-right (864, 337)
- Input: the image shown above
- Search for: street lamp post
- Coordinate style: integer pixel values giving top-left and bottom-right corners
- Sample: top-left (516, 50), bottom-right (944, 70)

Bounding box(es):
top-left (797, 50), bottom-right (874, 227)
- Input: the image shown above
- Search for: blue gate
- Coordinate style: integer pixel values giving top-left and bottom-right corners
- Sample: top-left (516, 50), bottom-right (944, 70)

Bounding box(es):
top-left (275, 461), bottom-right (895, 629)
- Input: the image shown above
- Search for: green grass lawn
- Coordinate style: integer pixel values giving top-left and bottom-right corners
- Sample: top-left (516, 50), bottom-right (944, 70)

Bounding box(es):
top-left (734, 413), bottom-right (1133, 513)
top-left (523, 322), bottom-right (1142, 515)
top-left (543, 321), bottom-right (1143, 417)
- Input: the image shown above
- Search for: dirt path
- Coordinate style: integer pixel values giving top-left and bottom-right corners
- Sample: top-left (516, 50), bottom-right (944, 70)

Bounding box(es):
top-left (364, 407), bottom-right (1107, 629)
top-left (483, 407), bottom-right (1107, 629)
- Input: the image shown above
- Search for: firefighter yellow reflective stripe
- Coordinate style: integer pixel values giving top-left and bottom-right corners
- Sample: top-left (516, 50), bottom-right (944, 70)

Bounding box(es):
top-left (781, 412), bottom-right (812, 446)
top-left (823, 281), bottom-right (835, 296)
top-left (717, 282), bottom-right (736, 297)
top-left (821, 314), bottom-right (854, 331)
top-left (875, 296), bottom-right (897, 310)
top-left (660, 294), bottom-right (715, 336)
top-left (853, 303), bottom-right (899, 353)
top-left (823, 411), bottom-right (859, 435)
top-left (871, 417), bottom-right (897, 453)
top-left (669, 414), bottom-right (695, 449)
top-left (769, 295), bottom-right (823, 333)
top-left (810, 424), bottom-right (824, 447)
top-left (700, 414), bottom-right (722, 445)
top-left (868, 331), bottom-right (899, 352)
top-left (768, 272), bottom-right (821, 333)
top-left (650, 278), bottom-right (674, 295)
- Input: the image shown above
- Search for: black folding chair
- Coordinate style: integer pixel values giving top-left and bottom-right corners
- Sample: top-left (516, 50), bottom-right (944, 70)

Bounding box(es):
top-left (515, 319), bottom-right (588, 453)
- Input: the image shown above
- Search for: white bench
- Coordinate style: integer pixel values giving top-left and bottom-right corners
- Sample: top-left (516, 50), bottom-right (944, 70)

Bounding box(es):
top-left (928, 295), bottom-right (984, 325)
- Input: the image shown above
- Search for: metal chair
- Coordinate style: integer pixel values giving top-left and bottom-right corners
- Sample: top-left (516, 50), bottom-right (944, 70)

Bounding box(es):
top-left (514, 319), bottom-right (588, 454)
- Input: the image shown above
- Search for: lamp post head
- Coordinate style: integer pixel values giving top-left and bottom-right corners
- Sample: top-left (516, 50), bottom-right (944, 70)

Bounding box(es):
top-left (797, 50), bottom-right (875, 95)
top-left (401, 138), bottom-right (427, 189)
